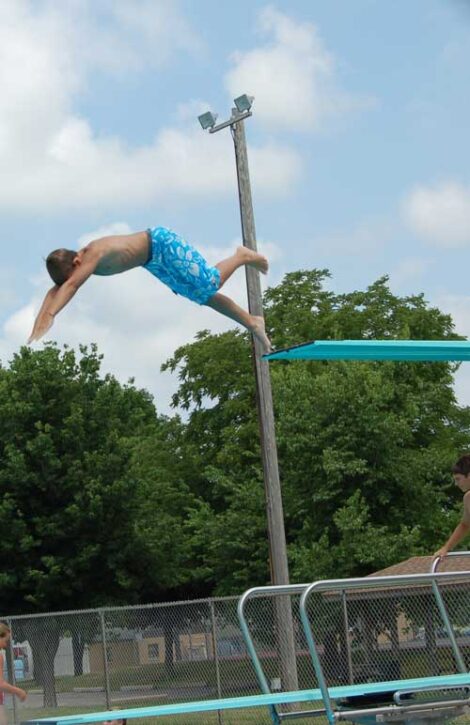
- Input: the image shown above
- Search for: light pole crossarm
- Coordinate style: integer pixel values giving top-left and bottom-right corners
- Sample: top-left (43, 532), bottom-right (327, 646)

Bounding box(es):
top-left (209, 111), bottom-right (252, 134)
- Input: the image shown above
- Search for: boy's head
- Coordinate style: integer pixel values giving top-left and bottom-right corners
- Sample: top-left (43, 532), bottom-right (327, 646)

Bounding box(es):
top-left (46, 249), bottom-right (77, 286)
top-left (452, 455), bottom-right (470, 492)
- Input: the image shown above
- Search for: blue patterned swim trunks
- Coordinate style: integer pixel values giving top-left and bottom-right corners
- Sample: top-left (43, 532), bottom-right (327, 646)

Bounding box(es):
top-left (143, 227), bottom-right (221, 305)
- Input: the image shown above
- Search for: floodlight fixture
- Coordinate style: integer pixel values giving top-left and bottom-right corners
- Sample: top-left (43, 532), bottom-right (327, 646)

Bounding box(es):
top-left (234, 94), bottom-right (254, 113)
top-left (198, 111), bottom-right (218, 130)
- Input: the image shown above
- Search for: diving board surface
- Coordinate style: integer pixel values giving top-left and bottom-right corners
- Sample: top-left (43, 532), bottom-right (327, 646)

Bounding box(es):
top-left (21, 673), bottom-right (470, 725)
top-left (264, 339), bottom-right (470, 361)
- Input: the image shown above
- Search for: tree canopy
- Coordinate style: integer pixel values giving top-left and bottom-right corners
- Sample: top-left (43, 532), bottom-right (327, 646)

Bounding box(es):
top-left (163, 271), bottom-right (470, 592)
top-left (0, 344), bottom-right (194, 613)
top-left (1, 270), bottom-right (469, 608)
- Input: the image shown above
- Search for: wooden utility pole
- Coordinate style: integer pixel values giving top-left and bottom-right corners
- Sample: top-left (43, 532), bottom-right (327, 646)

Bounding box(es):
top-left (231, 112), bottom-right (298, 693)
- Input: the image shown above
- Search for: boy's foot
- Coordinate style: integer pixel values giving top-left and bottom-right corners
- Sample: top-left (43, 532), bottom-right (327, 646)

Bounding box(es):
top-left (251, 316), bottom-right (272, 353)
top-left (237, 246), bottom-right (269, 274)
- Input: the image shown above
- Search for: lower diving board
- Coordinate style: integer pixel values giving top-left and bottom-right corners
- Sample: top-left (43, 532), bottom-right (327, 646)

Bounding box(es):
top-left (21, 672), bottom-right (470, 725)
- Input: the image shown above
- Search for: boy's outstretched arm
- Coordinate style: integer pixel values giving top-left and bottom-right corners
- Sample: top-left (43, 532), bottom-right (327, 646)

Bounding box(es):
top-left (28, 250), bottom-right (100, 342)
top-left (28, 285), bottom-right (60, 342)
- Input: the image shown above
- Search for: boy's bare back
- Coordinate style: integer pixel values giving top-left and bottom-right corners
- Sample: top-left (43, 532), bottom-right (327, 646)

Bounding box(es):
top-left (83, 231), bottom-right (149, 276)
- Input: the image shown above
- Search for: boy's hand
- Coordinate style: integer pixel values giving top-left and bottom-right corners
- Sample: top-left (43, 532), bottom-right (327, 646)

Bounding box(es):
top-left (18, 688), bottom-right (27, 701)
top-left (433, 547), bottom-right (448, 558)
top-left (28, 312), bottom-right (54, 343)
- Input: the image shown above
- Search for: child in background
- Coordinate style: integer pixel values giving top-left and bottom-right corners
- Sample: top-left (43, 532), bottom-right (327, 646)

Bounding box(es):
top-left (0, 623), bottom-right (27, 725)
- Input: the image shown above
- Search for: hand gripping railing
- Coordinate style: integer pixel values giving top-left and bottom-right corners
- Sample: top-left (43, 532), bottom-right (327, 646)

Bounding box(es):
top-left (431, 550), bottom-right (470, 573)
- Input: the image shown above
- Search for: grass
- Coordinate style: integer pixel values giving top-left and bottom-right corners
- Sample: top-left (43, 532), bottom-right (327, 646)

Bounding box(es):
top-left (16, 649), bottom-right (470, 724)
top-left (21, 658), bottom-right (273, 695)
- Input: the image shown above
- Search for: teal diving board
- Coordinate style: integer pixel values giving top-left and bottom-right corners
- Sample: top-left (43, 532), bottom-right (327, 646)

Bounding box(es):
top-left (264, 339), bottom-right (470, 362)
top-left (21, 673), bottom-right (470, 725)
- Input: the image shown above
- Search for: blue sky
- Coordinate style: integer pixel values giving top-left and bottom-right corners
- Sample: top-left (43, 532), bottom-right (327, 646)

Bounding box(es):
top-left (1, 0), bottom-right (470, 412)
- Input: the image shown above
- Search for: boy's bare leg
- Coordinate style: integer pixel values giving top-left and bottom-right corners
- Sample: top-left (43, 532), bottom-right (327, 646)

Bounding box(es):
top-left (205, 292), bottom-right (272, 352)
top-left (215, 246), bottom-right (268, 287)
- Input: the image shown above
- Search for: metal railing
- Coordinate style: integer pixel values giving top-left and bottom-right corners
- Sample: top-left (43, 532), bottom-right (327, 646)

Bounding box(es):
top-left (299, 571), bottom-right (470, 724)
top-left (237, 562), bottom-right (470, 724)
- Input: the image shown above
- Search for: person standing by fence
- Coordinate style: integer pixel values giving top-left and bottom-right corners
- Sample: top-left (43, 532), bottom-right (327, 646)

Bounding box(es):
top-left (0, 623), bottom-right (27, 725)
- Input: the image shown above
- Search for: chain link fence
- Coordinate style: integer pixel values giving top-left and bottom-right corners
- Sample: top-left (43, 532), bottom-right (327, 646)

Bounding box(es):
top-left (3, 597), bottom-right (277, 725)
top-left (3, 572), bottom-right (470, 725)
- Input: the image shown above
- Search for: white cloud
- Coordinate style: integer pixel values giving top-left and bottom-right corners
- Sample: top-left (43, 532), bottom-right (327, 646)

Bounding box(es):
top-left (403, 181), bottom-right (470, 248)
top-left (41, 0), bottom-right (203, 76)
top-left (0, 2), bottom-right (301, 212)
top-left (225, 6), bottom-right (376, 131)
top-left (0, 1), bottom-right (199, 156)
top-left (0, 120), bottom-right (301, 210)
top-left (1, 226), bottom-right (283, 412)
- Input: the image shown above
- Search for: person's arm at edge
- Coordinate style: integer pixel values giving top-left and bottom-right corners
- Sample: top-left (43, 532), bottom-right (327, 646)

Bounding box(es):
top-left (0, 655), bottom-right (26, 700)
top-left (434, 521), bottom-right (470, 558)
top-left (0, 677), bottom-right (27, 700)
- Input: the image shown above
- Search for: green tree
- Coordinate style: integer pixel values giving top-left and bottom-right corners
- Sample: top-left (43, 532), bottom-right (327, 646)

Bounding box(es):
top-left (0, 344), bottom-right (208, 700)
top-left (0, 343), bottom-right (160, 613)
top-left (267, 273), bottom-right (470, 579)
top-left (130, 415), bottom-right (201, 600)
top-left (163, 271), bottom-right (470, 593)
top-left (163, 330), bottom-right (270, 593)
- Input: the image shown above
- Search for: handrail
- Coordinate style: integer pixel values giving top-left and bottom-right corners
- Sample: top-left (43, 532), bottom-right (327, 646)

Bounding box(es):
top-left (300, 570), bottom-right (470, 594)
top-left (237, 583), bottom-right (311, 698)
top-left (238, 570), bottom-right (470, 725)
top-left (298, 570), bottom-right (470, 724)
top-left (430, 578), bottom-right (466, 672)
top-left (430, 553), bottom-right (470, 672)
top-left (431, 550), bottom-right (470, 573)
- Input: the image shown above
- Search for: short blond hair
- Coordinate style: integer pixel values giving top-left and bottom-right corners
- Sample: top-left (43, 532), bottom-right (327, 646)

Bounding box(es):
top-left (0, 623), bottom-right (10, 639)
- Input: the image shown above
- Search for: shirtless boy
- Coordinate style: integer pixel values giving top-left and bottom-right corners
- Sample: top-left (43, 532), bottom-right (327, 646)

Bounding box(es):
top-left (434, 454), bottom-right (470, 558)
top-left (28, 226), bottom-right (272, 351)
